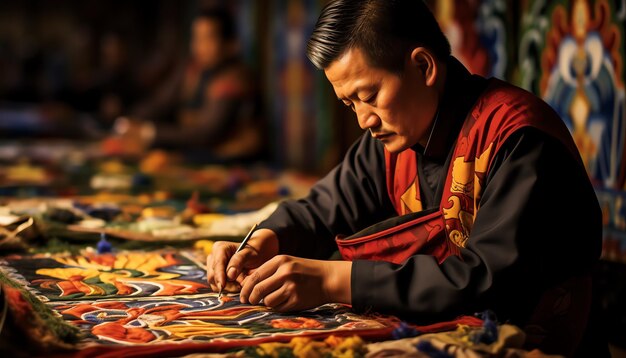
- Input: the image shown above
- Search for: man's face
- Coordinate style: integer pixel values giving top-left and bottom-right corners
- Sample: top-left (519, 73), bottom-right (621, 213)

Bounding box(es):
top-left (191, 18), bottom-right (225, 68)
top-left (324, 47), bottom-right (439, 152)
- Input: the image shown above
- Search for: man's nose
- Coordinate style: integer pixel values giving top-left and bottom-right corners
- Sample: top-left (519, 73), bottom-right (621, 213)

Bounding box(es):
top-left (356, 107), bottom-right (380, 130)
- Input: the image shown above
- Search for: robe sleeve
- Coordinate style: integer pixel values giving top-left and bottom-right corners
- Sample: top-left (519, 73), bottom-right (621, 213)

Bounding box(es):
top-left (258, 133), bottom-right (396, 259)
top-left (152, 97), bottom-right (242, 148)
top-left (350, 127), bottom-right (602, 323)
top-left (130, 62), bottom-right (186, 122)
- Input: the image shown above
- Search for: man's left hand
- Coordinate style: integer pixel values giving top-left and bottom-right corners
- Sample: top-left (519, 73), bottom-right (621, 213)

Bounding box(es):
top-left (238, 255), bottom-right (352, 312)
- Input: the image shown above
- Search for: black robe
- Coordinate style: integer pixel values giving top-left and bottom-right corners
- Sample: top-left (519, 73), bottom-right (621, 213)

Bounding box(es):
top-left (259, 57), bottom-right (607, 357)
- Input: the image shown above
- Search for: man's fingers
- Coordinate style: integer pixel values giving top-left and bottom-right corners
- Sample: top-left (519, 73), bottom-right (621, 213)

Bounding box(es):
top-left (225, 246), bottom-right (256, 281)
top-left (206, 254), bottom-right (217, 289)
top-left (248, 274), bottom-right (284, 305)
top-left (239, 259), bottom-right (280, 305)
top-left (227, 266), bottom-right (237, 281)
top-left (235, 269), bottom-right (249, 285)
top-left (223, 281), bottom-right (242, 293)
top-left (209, 282), bottom-right (218, 293)
top-left (207, 242), bottom-right (237, 291)
top-left (262, 285), bottom-right (290, 310)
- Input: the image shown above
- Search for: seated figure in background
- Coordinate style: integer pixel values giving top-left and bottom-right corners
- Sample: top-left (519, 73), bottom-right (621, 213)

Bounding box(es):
top-left (104, 6), bottom-right (267, 165)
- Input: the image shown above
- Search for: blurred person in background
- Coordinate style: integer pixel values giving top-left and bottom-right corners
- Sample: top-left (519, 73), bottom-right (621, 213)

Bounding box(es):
top-left (103, 6), bottom-right (267, 165)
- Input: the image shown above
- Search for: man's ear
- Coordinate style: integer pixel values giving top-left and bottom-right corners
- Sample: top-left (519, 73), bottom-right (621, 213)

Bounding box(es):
top-left (409, 47), bottom-right (437, 87)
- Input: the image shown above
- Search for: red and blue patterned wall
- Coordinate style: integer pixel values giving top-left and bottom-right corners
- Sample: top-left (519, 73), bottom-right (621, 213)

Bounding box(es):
top-left (518, 0), bottom-right (625, 263)
top-left (426, 0), bottom-right (626, 265)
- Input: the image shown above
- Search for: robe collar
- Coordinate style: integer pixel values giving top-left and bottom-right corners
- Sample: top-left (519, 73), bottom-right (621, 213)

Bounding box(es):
top-left (411, 56), bottom-right (489, 162)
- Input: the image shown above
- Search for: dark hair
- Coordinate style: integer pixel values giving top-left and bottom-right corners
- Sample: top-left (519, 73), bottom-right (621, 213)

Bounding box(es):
top-left (306, 0), bottom-right (450, 72)
top-left (196, 7), bottom-right (237, 41)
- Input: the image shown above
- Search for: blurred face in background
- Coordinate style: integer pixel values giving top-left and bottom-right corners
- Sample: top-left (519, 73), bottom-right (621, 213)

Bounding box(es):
top-left (191, 18), bottom-right (231, 69)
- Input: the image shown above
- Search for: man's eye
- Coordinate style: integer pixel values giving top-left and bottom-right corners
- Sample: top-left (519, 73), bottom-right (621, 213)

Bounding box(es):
top-left (363, 94), bottom-right (377, 104)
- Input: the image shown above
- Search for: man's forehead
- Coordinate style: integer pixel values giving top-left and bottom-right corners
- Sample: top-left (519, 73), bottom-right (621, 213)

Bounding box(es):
top-left (324, 48), bottom-right (375, 89)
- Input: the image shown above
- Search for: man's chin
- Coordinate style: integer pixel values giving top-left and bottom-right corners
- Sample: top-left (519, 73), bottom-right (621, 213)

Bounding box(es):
top-left (382, 141), bottom-right (409, 153)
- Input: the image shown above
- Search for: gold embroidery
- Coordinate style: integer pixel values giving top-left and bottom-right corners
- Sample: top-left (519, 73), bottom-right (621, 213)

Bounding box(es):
top-left (443, 196), bottom-right (461, 221)
top-left (445, 144), bottom-right (492, 248)
top-left (449, 229), bottom-right (466, 247)
top-left (400, 178), bottom-right (422, 214)
top-left (450, 157), bottom-right (474, 195)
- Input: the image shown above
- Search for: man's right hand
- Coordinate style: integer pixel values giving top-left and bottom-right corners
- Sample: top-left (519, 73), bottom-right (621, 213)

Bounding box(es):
top-left (206, 228), bottom-right (279, 294)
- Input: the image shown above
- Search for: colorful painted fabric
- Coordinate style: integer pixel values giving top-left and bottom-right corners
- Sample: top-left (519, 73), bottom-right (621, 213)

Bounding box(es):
top-left (0, 250), bottom-right (211, 301)
top-left (0, 250), bottom-right (484, 357)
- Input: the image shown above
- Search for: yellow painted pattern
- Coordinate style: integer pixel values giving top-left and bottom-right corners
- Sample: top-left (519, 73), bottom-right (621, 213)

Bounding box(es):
top-left (155, 320), bottom-right (251, 339)
top-left (399, 179), bottom-right (422, 214)
top-left (443, 143), bottom-right (493, 248)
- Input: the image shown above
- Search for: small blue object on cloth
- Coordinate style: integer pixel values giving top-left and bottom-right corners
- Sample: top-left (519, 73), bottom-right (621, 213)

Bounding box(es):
top-left (471, 309), bottom-right (499, 344)
top-left (97, 232), bottom-right (112, 254)
top-left (391, 321), bottom-right (420, 339)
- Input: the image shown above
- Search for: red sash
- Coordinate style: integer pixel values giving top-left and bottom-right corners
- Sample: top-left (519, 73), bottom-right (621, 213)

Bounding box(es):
top-left (335, 210), bottom-right (453, 265)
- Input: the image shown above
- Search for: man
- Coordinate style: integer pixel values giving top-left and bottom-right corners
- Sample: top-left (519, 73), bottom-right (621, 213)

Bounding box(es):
top-left (104, 7), bottom-right (267, 164)
top-left (207, 0), bottom-right (607, 356)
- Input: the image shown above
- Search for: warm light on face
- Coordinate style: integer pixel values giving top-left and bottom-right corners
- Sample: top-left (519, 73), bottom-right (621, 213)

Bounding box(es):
top-left (324, 47), bottom-right (439, 152)
top-left (191, 18), bottom-right (225, 68)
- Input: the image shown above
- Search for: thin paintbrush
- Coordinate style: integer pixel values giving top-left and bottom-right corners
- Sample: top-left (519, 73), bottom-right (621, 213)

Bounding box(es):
top-left (218, 223), bottom-right (258, 299)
